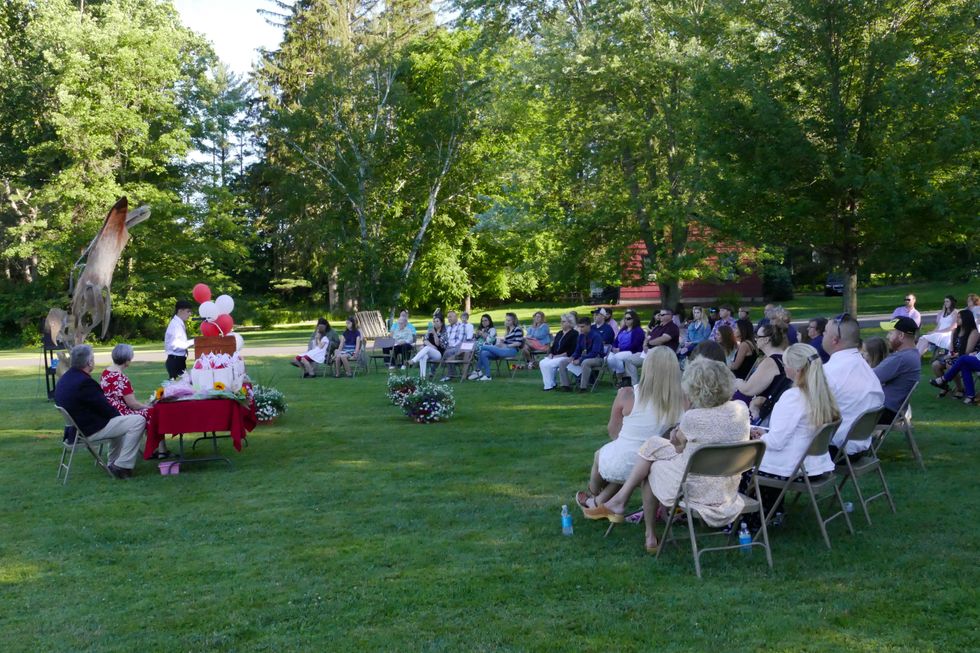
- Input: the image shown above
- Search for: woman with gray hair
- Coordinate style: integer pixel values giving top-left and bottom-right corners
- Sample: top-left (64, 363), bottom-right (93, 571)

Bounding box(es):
top-left (585, 358), bottom-right (750, 552)
top-left (100, 344), bottom-right (169, 458)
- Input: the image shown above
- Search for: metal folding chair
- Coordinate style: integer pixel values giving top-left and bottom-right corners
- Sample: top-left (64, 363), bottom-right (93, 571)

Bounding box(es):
top-left (369, 337), bottom-right (397, 372)
top-left (872, 382), bottom-right (924, 470)
top-left (834, 408), bottom-right (896, 526)
top-left (656, 440), bottom-right (773, 578)
top-left (55, 406), bottom-right (112, 485)
top-left (754, 420), bottom-right (853, 550)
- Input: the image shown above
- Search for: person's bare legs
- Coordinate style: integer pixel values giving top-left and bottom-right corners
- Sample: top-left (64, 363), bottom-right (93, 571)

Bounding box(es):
top-left (582, 451), bottom-right (622, 507)
top-left (598, 457), bottom-right (653, 515)
top-left (641, 479), bottom-right (661, 550)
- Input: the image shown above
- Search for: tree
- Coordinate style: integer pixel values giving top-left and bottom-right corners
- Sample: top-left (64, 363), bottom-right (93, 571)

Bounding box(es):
top-left (720, 0), bottom-right (978, 313)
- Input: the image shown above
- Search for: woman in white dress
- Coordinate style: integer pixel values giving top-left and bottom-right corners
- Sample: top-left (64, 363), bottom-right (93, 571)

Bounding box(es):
top-left (292, 318), bottom-right (331, 378)
top-left (917, 295), bottom-right (958, 355)
top-left (586, 357), bottom-right (750, 553)
top-left (576, 347), bottom-right (684, 509)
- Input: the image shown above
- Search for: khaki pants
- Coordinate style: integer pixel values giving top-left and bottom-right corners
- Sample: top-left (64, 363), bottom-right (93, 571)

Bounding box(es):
top-left (88, 414), bottom-right (146, 470)
top-left (623, 352), bottom-right (646, 386)
top-left (578, 357), bottom-right (604, 389)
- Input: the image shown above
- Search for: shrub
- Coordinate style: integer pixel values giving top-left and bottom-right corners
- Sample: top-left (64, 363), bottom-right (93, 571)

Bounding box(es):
top-left (763, 265), bottom-right (794, 301)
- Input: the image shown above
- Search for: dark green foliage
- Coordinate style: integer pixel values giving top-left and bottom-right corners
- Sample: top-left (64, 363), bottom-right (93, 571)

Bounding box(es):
top-left (764, 265), bottom-right (795, 302)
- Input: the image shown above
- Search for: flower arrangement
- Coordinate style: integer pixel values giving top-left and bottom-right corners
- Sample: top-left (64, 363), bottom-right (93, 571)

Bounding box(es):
top-left (401, 383), bottom-right (455, 424)
top-left (253, 384), bottom-right (287, 422)
top-left (386, 375), bottom-right (423, 407)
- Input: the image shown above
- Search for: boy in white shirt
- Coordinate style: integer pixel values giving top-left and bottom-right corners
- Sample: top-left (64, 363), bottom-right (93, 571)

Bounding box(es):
top-left (165, 300), bottom-right (195, 379)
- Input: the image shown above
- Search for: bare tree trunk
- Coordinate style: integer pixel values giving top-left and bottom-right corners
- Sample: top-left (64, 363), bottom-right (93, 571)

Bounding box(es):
top-left (328, 268), bottom-right (339, 313)
top-left (464, 295), bottom-right (471, 314)
top-left (658, 281), bottom-right (681, 313)
top-left (844, 268), bottom-right (858, 316)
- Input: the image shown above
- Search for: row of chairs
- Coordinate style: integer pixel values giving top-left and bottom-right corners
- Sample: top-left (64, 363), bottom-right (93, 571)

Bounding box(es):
top-left (607, 384), bottom-right (923, 578)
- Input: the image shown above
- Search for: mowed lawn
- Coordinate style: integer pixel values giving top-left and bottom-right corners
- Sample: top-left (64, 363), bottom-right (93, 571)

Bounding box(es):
top-left (0, 356), bottom-right (977, 652)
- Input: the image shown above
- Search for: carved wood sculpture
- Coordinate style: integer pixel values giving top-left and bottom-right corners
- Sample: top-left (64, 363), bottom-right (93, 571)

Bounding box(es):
top-left (45, 196), bottom-right (151, 366)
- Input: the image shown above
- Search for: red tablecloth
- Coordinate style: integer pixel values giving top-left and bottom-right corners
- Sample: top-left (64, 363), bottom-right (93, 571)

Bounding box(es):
top-left (144, 398), bottom-right (257, 459)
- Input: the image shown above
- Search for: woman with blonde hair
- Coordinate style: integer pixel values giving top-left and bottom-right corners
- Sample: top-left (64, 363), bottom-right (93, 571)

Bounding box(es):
top-left (749, 343), bottom-right (840, 512)
top-left (576, 347), bottom-right (685, 510)
top-left (586, 358), bottom-right (750, 552)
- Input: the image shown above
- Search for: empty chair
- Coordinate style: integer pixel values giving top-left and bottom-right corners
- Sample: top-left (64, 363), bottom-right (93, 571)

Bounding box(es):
top-left (873, 382), bottom-right (924, 470)
top-left (834, 408), bottom-right (896, 526)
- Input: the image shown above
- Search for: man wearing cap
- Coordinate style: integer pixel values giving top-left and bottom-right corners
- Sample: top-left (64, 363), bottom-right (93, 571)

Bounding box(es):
top-left (891, 293), bottom-right (922, 326)
top-left (709, 305), bottom-right (737, 341)
top-left (623, 309), bottom-right (679, 385)
top-left (874, 317), bottom-right (922, 424)
top-left (591, 308), bottom-right (616, 349)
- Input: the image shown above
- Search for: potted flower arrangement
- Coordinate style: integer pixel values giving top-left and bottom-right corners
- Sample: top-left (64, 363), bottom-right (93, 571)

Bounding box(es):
top-left (401, 383), bottom-right (455, 424)
top-left (253, 384), bottom-right (287, 423)
top-left (386, 375), bottom-right (424, 407)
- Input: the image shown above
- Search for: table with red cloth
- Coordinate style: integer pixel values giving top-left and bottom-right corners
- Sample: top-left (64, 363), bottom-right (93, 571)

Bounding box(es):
top-left (144, 398), bottom-right (257, 460)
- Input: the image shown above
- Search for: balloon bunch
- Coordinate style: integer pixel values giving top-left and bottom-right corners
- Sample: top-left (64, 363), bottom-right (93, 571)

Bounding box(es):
top-left (192, 283), bottom-right (236, 337)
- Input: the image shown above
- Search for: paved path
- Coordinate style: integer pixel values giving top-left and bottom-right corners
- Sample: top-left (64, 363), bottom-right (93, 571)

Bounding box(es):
top-left (1, 311), bottom-right (936, 370)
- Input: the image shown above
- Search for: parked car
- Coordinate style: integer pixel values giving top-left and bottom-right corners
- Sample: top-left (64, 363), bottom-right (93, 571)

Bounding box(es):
top-left (824, 273), bottom-right (844, 296)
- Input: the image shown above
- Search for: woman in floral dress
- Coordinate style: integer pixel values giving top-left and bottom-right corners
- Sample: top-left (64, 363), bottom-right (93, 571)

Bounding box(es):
top-left (100, 343), bottom-right (168, 458)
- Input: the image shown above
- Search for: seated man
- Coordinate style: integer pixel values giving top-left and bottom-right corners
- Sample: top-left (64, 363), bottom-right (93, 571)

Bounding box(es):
top-left (874, 317), bottom-right (922, 424)
top-left (892, 293), bottom-right (922, 326)
top-left (624, 309), bottom-right (679, 385)
top-left (592, 308), bottom-right (616, 349)
top-left (823, 316), bottom-right (884, 459)
top-left (559, 316), bottom-right (605, 391)
top-left (54, 344), bottom-right (145, 479)
top-left (806, 317), bottom-right (830, 363)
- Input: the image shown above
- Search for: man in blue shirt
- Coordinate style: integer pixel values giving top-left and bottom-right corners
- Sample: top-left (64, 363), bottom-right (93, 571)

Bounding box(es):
top-left (806, 317), bottom-right (830, 363)
top-left (559, 317), bottom-right (605, 391)
top-left (592, 308), bottom-right (616, 347)
top-left (54, 344), bottom-right (145, 478)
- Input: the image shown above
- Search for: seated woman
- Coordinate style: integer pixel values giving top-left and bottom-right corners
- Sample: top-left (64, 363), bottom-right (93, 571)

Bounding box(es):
top-left (293, 318), bottom-right (331, 378)
top-left (734, 322), bottom-right (789, 424)
top-left (861, 336), bottom-right (889, 368)
top-left (539, 313), bottom-right (578, 390)
top-left (678, 305), bottom-right (711, 358)
top-left (930, 309), bottom-right (979, 403)
top-left (410, 315), bottom-right (447, 378)
top-left (605, 310), bottom-right (645, 386)
top-left (585, 358), bottom-right (750, 553)
top-left (917, 295), bottom-right (958, 355)
top-left (748, 343), bottom-right (839, 515)
top-left (729, 318), bottom-right (759, 380)
top-left (522, 311), bottom-right (552, 369)
top-left (101, 343), bottom-right (167, 458)
top-left (576, 347), bottom-right (684, 510)
top-left (333, 316), bottom-right (363, 378)
top-left (388, 310), bottom-right (417, 370)
top-left (717, 324), bottom-right (737, 366)
top-left (469, 312), bottom-right (524, 382)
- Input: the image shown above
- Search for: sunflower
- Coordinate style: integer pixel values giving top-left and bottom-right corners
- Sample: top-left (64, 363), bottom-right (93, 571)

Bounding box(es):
top-left (213, 381), bottom-right (227, 391)
top-left (154, 387), bottom-right (164, 400)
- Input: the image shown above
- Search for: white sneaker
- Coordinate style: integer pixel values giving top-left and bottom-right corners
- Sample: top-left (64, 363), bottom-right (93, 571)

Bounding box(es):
top-left (400, 365), bottom-right (406, 370)
top-left (439, 376), bottom-right (451, 382)
top-left (388, 365), bottom-right (396, 370)
top-left (467, 371), bottom-right (482, 380)
top-left (477, 376), bottom-right (492, 382)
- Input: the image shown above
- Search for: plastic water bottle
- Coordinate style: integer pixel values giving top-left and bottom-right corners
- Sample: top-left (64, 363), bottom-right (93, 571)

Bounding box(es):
top-left (561, 505), bottom-right (573, 536)
top-left (843, 501), bottom-right (854, 514)
top-left (738, 522), bottom-right (751, 554)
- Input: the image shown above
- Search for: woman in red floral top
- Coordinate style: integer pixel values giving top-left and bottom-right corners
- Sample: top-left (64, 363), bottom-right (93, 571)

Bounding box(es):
top-left (100, 344), bottom-right (171, 458)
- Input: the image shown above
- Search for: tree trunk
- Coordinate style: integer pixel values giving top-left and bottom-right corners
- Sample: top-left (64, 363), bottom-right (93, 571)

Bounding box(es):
top-left (844, 268), bottom-right (858, 317)
top-left (464, 295), bottom-right (471, 314)
top-left (658, 281), bottom-right (681, 312)
top-left (328, 268), bottom-right (339, 313)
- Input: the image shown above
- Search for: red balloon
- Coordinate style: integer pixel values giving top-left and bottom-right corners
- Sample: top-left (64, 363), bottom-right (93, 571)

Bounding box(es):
top-left (215, 314), bottom-right (234, 335)
top-left (192, 283), bottom-right (212, 304)
top-left (200, 321), bottom-right (220, 337)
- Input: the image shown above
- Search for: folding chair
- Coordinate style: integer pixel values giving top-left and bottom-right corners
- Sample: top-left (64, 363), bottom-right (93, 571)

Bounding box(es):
top-left (435, 342), bottom-right (472, 382)
top-left (754, 420), bottom-right (854, 550)
top-left (872, 382), bottom-right (924, 470)
top-left (656, 441), bottom-right (773, 578)
top-left (589, 359), bottom-right (611, 392)
top-left (350, 349), bottom-right (370, 377)
top-left (55, 406), bottom-right (112, 485)
top-left (834, 408), bottom-right (896, 526)
top-left (492, 354), bottom-right (522, 379)
top-left (369, 337), bottom-right (396, 372)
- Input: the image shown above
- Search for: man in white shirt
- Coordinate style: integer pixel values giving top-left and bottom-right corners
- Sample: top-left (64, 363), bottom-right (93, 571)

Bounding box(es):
top-left (460, 312), bottom-right (475, 341)
top-left (891, 293), bottom-right (922, 326)
top-left (165, 300), bottom-right (195, 379)
top-left (823, 315), bottom-right (885, 458)
top-left (440, 310), bottom-right (466, 381)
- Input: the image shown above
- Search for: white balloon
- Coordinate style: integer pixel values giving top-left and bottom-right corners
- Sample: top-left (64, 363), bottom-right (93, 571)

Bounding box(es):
top-left (215, 294), bottom-right (235, 315)
top-left (199, 301), bottom-right (218, 319)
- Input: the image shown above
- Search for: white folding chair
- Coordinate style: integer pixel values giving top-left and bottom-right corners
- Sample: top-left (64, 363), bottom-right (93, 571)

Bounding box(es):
top-left (55, 406), bottom-right (111, 485)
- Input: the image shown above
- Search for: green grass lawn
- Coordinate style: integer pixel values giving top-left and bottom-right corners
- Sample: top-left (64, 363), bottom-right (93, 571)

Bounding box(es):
top-left (0, 356), bottom-right (977, 651)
